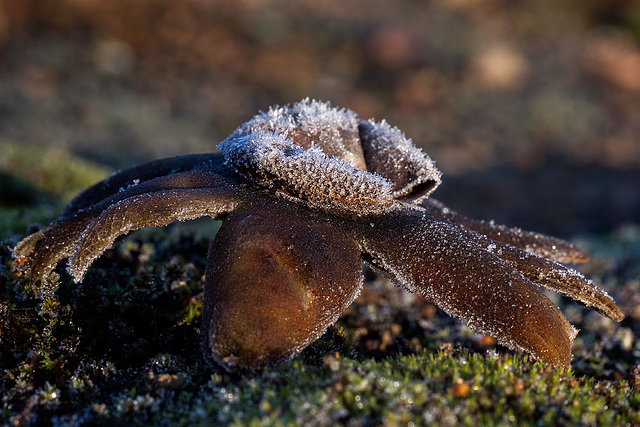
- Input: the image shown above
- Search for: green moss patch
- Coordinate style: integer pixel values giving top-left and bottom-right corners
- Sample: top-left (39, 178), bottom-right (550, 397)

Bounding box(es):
top-left (0, 141), bottom-right (111, 206)
top-left (1, 223), bottom-right (638, 425)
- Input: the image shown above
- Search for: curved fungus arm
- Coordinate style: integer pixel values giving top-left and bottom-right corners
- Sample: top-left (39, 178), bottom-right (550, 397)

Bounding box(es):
top-left (67, 187), bottom-right (242, 281)
top-left (420, 198), bottom-right (589, 264)
top-left (14, 215), bottom-right (99, 282)
top-left (357, 119), bottom-right (442, 202)
top-left (356, 206), bottom-right (577, 366)
top-left (13, 169), bottom-right (246, 282)
top-left (218, 131), bottom-right (394, 215)
top-left (61, 153), bottom-right (226, 218)
top-left (202, 198), bottom-right (363, 370)
top-left (474, 238), bottom-right (624, 321)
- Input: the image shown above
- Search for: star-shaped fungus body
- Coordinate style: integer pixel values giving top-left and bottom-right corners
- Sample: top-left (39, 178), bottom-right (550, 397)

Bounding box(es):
top-left (13, 99), bottom-right (623, 370)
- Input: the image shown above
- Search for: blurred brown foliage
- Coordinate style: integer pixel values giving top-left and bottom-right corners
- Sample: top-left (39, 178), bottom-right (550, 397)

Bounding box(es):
top-left (0, 0), bottom-right (638, 176)
top-left (0, 0), bottom-right (638, 172)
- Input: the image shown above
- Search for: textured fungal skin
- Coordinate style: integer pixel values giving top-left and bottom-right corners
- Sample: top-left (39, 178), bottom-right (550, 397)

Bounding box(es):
top-left (202, 198), bottom-right (363, 369)
top-left (356, 206), bottom-right (577, 366)
top-left (232, 98), bottom-right (367, 170)
top-left (357, 119), bottom-right (441, 201)
top-left (218, 131), bottom-right (393, 215)
top-left (13, 99), bottom-right (623, 370)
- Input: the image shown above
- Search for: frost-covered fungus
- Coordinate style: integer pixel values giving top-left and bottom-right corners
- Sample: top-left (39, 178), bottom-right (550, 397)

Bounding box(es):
top-left (357, 119), bottom-right (441, 201)
top-left (217, 131), bottom-right (393, 215)
top-left (232, 98), bottom-right (367, 170)
top-left (202, 198), bottom-right (364, 368)
top-left (13, 99), bottom-right (624, 370)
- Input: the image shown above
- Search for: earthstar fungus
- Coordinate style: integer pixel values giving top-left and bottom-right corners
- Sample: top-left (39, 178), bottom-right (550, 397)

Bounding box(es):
top-left (13, 99), bottom-right (624, 370)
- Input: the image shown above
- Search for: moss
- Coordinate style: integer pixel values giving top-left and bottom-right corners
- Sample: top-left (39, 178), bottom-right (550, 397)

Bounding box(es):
top-left (0, 144), bottom-right (637, 426)
top-left (0, 141), bottom-right (113, 239)
top-left (0, 141), bottom-right (111, 206)
top-left (1, 223), bottom-right (639, 425)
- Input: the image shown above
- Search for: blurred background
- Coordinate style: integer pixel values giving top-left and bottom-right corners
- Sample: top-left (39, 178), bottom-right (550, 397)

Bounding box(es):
top-left (0, 0), bottom-right (638, 235)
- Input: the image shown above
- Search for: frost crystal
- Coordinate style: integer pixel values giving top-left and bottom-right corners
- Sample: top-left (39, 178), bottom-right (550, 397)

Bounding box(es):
top-left (234, 98), bottom-right (366, 170)
top-left (218, 131), bottom-right (393, 214)
top-left (358, 119), bottom-right (442, 201)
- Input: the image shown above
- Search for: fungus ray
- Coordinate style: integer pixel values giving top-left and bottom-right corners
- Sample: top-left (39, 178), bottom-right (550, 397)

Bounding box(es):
top-left (68, 187), bottom-right (243, 281)
top-left (357, 206), bottom-right (580, 366)
top-left (480, 240), bottom-right (624, 321)
top-left (415, 202), bottom-right (623, 322)
top-left (13, 169), bottom-right (244, 282)
top-left (62, 153), bottom-right (225, 218)
top-left (202, 198), bottom-right (363, 370)
top-left (420, 198), bottom-right (589, 264)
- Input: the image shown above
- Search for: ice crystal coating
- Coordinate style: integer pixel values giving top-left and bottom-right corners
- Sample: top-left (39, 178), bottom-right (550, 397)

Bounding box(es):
top-left (358, 119), bottom-right (442, 201)
top-left (234, 98), bottom-right (366, 169)
top-left (218, 131), bottom-right (394, 214)
top-left (12, 98), bottom-right (624, 370)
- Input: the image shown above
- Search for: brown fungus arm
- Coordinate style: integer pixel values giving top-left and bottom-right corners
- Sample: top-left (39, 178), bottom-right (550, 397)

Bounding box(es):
top-left (202, 197), bottom-right (363, 370)
top-left (356, 205), bottom-right (577, 366)
top-left (218, 131), bottom-right (394, 214)
top-left (14, 215), bottom-right (99, 282)
top-left (473, 238), bottom-right (624, 321)
top-left (61, 153), bottom-right (226, 218)
top-left (427, 210), bottom-right (624, 321)
top-left (67, 186), bottom-right (243, 281)
top-left (420, 198), bottom-right (589, 264)
top-left (357, 119), bottom-right (442, 202)
top-left (14, 169), bottom-right (246, 282)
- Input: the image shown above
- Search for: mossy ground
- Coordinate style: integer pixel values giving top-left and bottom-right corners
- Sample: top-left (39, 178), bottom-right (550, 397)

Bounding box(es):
top-left (1, 1), bottom-right (639, 423)
top-left (1, 147), bottom-right (639, 426)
